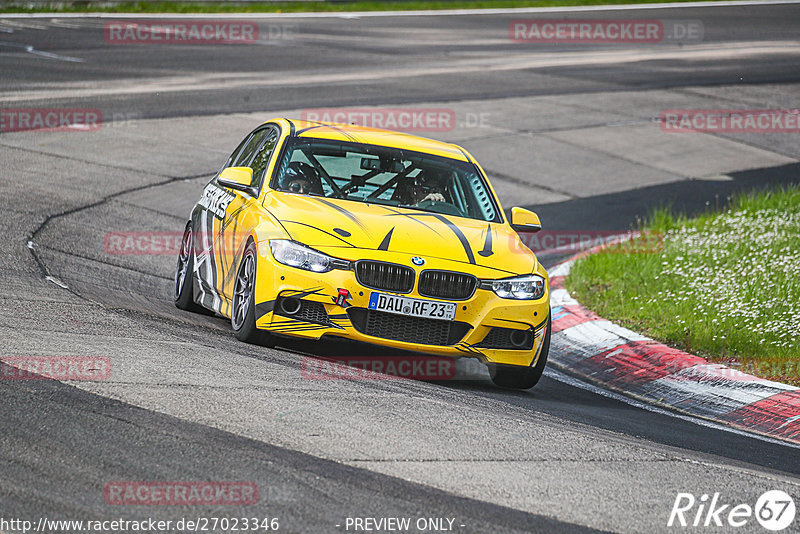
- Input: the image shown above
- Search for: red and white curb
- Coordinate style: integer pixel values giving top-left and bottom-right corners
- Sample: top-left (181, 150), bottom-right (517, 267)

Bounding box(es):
top-left (547, 258), bottom-right (800, 446)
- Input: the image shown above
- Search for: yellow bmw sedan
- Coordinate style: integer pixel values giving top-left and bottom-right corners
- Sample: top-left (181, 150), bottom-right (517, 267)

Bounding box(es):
top-left (175, 118), bottom-right (550, 389)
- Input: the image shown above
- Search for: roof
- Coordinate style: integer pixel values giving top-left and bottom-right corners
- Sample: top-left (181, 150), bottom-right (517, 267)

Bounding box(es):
top-left (278, 118), bottom-right (470, 162)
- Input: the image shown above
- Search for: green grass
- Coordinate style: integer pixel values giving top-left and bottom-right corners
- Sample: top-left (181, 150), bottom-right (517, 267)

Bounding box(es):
top-left (1, 0), bottom-right (733, 14)
top-left (566, 184), bottom-right (800, 386)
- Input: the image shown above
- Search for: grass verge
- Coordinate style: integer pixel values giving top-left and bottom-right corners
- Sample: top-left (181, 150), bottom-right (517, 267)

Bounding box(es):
top-left (2, 0), bottom-right (733, 14)
top-left (566, 184), bottom-right (800, 386)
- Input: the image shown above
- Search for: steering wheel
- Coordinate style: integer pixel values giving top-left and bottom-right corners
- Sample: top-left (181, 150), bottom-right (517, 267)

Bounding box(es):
top-left (414, 199), bottom-right (465, 217)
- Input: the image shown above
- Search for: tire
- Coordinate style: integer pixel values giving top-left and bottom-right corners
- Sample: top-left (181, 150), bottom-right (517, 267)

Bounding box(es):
top-left (174, 223), bottom-right (203, 312)
top-left (231, 241), bottom-right (276, 346)
top-left (489, 313), bottom-right (551, 390)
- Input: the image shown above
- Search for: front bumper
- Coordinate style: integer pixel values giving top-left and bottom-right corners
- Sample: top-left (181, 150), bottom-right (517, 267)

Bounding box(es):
top-left (253, 248), bottom-right (550, 367)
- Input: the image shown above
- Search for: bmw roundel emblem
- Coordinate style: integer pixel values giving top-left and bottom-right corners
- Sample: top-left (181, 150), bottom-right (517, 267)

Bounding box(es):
top-left (411, 257), bottom-right (425, 266)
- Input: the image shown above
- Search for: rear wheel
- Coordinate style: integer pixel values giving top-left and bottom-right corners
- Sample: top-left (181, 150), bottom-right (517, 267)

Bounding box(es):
top-left (174, 223), bottom-right (203, 312)
top-left (489, 314), bottom-right (551, 390)
top-left (231, 241), bottom-right (276, 346)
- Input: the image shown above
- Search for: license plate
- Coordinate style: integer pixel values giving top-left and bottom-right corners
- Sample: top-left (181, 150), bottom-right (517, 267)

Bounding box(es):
top-left (368, 292), bottom-right (456, 321)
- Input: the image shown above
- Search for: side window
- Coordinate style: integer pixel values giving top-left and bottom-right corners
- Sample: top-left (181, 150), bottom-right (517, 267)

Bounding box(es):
top-left (231, 128), bottom-right (270, 169)
top-left (223, 136), bottom-right (251, 170)
top-left (249, 127), bottom-right (280, 190)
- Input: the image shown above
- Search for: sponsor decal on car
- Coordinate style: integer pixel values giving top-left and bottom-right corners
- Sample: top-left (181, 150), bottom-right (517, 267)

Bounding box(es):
top-left (333, 288), bottom-right (352, 307)
top-left (198, 184), bottom-right (235, 219)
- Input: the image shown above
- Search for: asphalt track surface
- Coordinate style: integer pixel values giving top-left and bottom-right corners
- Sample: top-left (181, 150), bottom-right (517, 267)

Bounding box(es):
top-left (2, 2), bottom-right (800, 532)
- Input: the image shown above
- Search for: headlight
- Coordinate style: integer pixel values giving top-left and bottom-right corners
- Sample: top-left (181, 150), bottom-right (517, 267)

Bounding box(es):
top-left (269, 240), bottom-right (338, 273)
top-left (483, 274), bottom-right (546, 300)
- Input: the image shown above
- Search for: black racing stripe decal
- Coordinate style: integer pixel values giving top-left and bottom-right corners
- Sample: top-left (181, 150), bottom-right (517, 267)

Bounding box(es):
top-left (281, 220), bottom-right (356, 247)
top-left (270, 318), bottom-right (329, 325)
top-left (282, 287), bottom-right (326, 299)
top-left (428, 214), bottom-right (476, 265)
top-left (270, 325), bottom-right (328, 333)
top-left (269, 321), bottom-right (326, 328)
top-left (313, 198), bottom-right (370, 234)
top-left (533, 315), bottom-right (550, 332)
top-left (382, 206), bottom-right (444, 236)
top-left (269, 318), bottom-right (326, 326)
top-left (321, 123), bottom-right (359, 143)
top-left (479, 224), bottom-right (493, 257)
top-left (490, 317), bottom-right (547, 332)
top-left (270, 321), bottom-right (329, 329)
top-left (491, 317), bottom-right (547, 332)
top-left (494, 318), bottom-right (533, 327)
top-left (217, 212), bottom-right (233, 313)
top-left (456, 343), bottom-right (485, 357)
top-left (205, 208), bottom-right (222, 312)
top-left (219, 202), bottom-right (250, 297)
top-left (271, 321), bottom-right (345, 331)
top-left (296, 122), bottom-right (358, 142)
top-left (384, 211), bottom-right (475, 264)
top-left (255, 300), bottom-right (276, 321)
top-left (296, 125), bottom-right (323, 135)
top-left (377, 227), bottom-right (394, 251)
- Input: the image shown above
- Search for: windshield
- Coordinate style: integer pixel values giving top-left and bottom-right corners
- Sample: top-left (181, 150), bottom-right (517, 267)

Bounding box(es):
top-left (270, 138), bottom-right (501, 223)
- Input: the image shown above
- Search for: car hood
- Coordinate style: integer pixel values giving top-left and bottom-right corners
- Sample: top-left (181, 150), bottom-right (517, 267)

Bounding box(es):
top-left (263, 192), bottom-right (537, 275)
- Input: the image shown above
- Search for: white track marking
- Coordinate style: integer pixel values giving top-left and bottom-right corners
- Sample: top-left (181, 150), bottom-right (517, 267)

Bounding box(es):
top-left (0, 19), bottom-right (48, 28)
top-left (45, 275), bottom-right (69, 289)
top-left (0, 40), bottom-right (84, 62)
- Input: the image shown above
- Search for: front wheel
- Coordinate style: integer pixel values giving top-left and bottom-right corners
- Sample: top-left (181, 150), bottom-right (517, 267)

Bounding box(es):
top-left (231, 241), bottom-right (276, 347)
top-left (174, 223), bottom-right (203, 312)
top-left (489, 314), bottom-right (551, 390)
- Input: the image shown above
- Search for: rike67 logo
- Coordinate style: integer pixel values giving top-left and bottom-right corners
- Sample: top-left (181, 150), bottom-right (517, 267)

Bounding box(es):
top-left (668, 490), bottom-right (795, 531)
